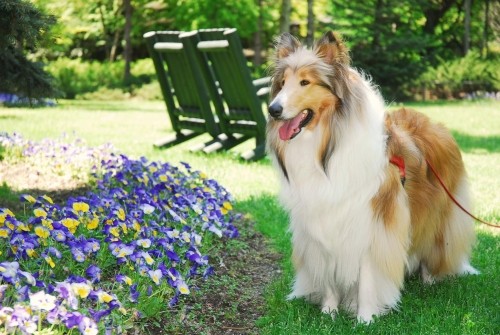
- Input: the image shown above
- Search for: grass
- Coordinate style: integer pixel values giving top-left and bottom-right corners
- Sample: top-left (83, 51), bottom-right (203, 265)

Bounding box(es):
top-left (1, 98), bottom-right (499, 334)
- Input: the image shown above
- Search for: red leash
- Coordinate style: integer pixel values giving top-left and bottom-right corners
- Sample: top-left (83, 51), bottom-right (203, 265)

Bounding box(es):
top-left (425, 159), bottom-right (499, 228)
top-left (390, 156), bottom-right (498, 228)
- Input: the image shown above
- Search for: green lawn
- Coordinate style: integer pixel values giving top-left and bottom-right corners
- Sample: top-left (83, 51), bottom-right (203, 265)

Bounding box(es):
top-left (1, 98), bottom-right (499, 334)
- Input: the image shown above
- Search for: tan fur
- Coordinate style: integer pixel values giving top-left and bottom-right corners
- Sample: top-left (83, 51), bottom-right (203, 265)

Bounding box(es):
top-left (384, 108), bottom-right (475, 277)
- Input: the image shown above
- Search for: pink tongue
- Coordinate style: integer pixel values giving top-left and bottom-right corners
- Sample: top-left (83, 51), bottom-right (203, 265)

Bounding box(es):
top-left (279, 113), bottom-right (305, 141)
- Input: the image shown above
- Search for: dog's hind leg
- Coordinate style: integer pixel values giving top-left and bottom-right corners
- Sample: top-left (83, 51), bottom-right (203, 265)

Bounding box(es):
top-left (423, 176), bottom-right (479, 279)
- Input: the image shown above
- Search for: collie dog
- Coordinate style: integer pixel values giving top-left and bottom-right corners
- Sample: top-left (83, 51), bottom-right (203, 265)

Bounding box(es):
top-left (266, 31), bottom-right (478, 323)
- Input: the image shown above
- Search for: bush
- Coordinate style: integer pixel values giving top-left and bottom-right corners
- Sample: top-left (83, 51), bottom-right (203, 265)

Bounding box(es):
top-left (415, 51), bottom-right (500, 100)
top-left (45, 58), bottom-right (157, 99)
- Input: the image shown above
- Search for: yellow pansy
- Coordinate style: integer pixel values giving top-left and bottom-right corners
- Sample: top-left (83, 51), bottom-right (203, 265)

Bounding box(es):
top-left (45, 256), bottom-right (55, 268)
top-left (34, 208), bottom-right (47, 218)
top-left (109, 227), bottom-right (120, 237)
top-left (72, 202), bottom-right (90, 213)
top-left (120, 222), bottom-right (128, 234)
top-left (61, 218), bottom-right (79, 233)
top-left (86, 217), bottom-right (99, 230)
top-left (17, 223), bottom-right (30, 232)
top-left (23, 195), bottom-right (36, 203)
top-left (71, 283), bottom-right (91, 299)
top-left (42, 219), bottom-right (53, 230)
top-left (34, 226), bottom-right (50, 239)
top-left (178, 281), bottom-right (190, 295)
top-left (142, 252), bottom-right (154, 265)
top-left (97, 291), bottom-right (114, 303)
top-left (0, 228), bottom-right (10, 238)
top-left (116, 208), bottom-right (126, 221)
top-left (1, 208), bottom-right (14, 217)
top-left (42, 195), bottom-right (54, 204)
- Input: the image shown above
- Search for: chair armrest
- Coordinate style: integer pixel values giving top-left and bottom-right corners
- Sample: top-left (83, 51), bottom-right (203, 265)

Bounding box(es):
top-left (256, 87), bottom-right (270, 98)
top-left (252, 76), bottom-right (271, 89)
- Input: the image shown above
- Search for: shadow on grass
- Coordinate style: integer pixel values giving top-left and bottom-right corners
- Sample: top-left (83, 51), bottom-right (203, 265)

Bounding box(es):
top-left (0, 182), bottom-right (91, 215)
top-left (0, 114), bottom-right (22, 120)
top-left (58, 100), bottom-right (164, 112)
top-left (235, 193), bottom-right (291, 255)
top-left (452, 130), bottom-right (500, 153)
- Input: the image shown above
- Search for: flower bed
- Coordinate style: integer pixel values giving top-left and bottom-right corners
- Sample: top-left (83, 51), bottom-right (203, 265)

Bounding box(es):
top-left (0, 134), bottom-right (239, 334)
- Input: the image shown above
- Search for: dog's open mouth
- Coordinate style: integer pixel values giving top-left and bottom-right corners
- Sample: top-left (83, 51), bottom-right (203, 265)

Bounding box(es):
top-left (278, 109), bottom-right (314, 141)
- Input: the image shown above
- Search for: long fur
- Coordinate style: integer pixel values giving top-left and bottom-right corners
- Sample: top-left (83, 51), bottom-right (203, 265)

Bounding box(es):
top-left (266, 31), bottom-right (478, 323)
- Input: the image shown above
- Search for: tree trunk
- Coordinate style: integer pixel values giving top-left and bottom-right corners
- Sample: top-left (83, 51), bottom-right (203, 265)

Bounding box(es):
top-left (481, 0), bottom-right (490, 57)
top-left (305, 0), bottom-right (314, 48)
top-left (372, 0), bottom-right (384, 52)
top-left (279, 0), bottom-right (291, 34)
top-left (123, 0), bottom-right (133, 86)
top-left (463, 0), bottom-right (471, 55)
top-left (253, 0), bottom-right (263, 66)
top-left (423, 0), bottom-right (457, 34)
top-left (97, 1), bottom-right (110, 61)
top-left (110, 29), bottom-right (121, 62)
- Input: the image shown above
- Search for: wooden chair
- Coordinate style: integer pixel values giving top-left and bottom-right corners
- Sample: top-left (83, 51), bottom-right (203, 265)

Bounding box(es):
top-left (145, 29), bottom-right (270, 160)
top-left (143, 30), bottom-right (219, 148)
top-left (193, 28), bottom-right (270, 160)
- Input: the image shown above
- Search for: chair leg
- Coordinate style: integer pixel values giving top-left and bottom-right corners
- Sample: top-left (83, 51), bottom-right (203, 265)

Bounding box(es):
top-left (241, 143), bottom-right (266, 161)
top-left (154, 130), bottom-right (202, 148)
top-left (190, 134), bottom-right (250, 154)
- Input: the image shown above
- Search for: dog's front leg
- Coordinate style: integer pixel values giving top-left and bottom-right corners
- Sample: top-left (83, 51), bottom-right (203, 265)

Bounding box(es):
top-left (321, 286), bottom-right (340, 318)
top-left (356, 253), bottom-right (379, 324)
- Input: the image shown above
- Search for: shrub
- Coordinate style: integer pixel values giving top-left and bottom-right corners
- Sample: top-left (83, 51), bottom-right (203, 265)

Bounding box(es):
top-left (415, 51), bottom-right (500, 100)
top-left (45, 58), bottom-right (157, 99)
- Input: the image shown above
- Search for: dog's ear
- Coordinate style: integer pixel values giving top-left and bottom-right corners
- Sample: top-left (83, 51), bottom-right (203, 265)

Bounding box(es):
top-left (275, 33), bottom-right (301, 59)
top-left (314, 31), bottom-right (350, 65)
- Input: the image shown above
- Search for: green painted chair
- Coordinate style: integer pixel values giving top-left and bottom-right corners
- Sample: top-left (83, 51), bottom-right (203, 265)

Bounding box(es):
top-left (143, 30), bottom-right (219, 148)
top-left (193, 28), bottom-right (270, 160)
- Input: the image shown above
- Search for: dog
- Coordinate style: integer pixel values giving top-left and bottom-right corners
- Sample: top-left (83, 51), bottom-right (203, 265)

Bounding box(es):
top-left (266, 31), bottom-right (478, 323)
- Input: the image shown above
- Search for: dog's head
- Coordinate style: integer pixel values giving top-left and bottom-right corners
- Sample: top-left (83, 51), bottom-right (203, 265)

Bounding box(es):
top-left (268, 31), bottom-right (350, 142)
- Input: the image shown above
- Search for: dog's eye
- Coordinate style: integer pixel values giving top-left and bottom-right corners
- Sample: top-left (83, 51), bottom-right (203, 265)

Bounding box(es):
top-left (300, 80), bottom-right (310, 86)
top-left (281, 80), bottom-right (285, 87)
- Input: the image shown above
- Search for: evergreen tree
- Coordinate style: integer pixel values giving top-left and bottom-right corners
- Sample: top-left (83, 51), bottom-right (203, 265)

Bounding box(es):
top-left (0, 0), bottom-right (58, 99)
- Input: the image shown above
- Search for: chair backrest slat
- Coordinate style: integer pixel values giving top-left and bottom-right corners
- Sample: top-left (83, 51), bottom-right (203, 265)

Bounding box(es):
top-left (196, 28), bottom-right (267, 142)
top-left (144, 30), bottom-right (219, 137)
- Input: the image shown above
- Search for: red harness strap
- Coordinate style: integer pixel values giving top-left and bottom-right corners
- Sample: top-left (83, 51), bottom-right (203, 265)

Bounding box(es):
top-left (389, 155), bottom-right (406, 186)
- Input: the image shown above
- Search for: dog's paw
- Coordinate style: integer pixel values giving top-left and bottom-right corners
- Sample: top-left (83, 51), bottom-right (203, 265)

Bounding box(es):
top-left (321, 306), bottom-right (338, 320)
top-left (356, 313), bottom-right (374, 324)
top-left (460, 262), bottom-right (480, 275)
top-left (421, 265), bottom-right (435, 285)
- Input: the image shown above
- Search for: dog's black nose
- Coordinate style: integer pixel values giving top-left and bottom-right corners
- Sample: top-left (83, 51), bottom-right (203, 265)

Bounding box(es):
top-left (268, 102), bottom-right (283, 118)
